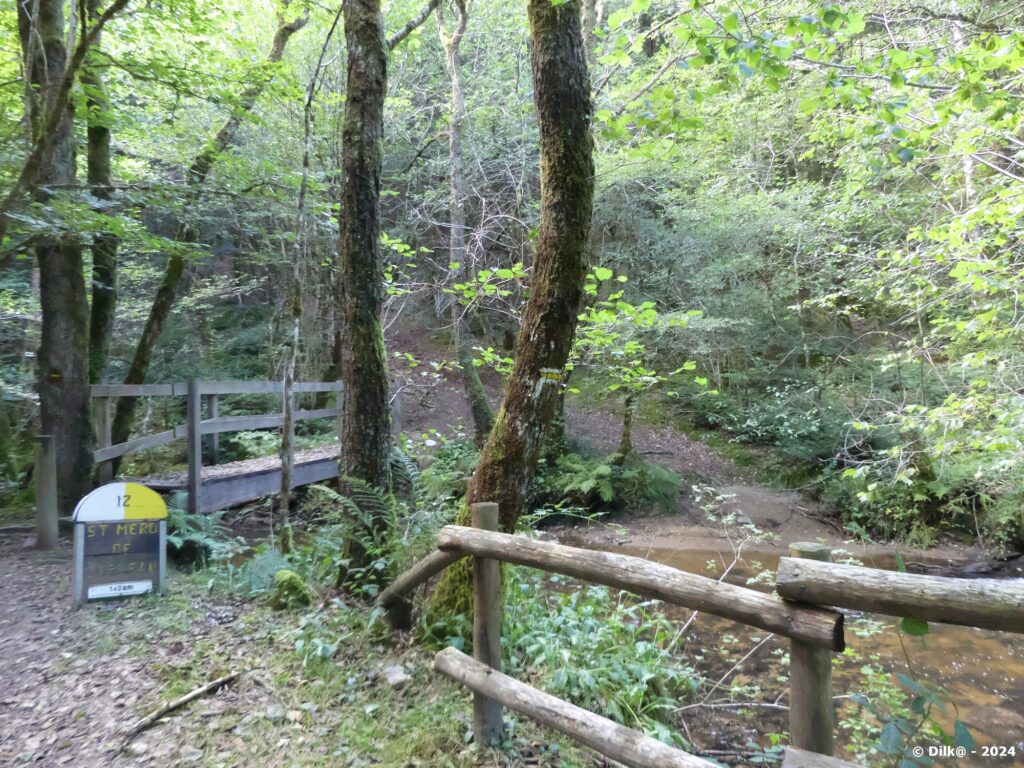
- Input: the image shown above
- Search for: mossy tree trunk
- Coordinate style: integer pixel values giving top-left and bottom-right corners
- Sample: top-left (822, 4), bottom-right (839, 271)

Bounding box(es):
top-left (337, 0), bottom-right (392, 567)
top-left (431, 0), bottom-right (594, 617)
top-left (18, 0), bottom-right (95, 512)
top-left (83, 0), bottom-right (118, 385)
top-left (613, 391), bottom-right (636, 465)
top-left (110, 6), bottom-right (308, 456)
top-left (437, 0), bottom-right (494, 448)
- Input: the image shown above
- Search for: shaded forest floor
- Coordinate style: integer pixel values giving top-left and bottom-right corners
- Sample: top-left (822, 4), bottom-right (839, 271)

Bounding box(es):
top-left (0, 537), bottom-right (594, 767)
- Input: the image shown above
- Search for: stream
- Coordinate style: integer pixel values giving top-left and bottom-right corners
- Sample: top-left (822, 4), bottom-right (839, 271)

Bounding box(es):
top-left (557, 535), bottom-right (1024, 767)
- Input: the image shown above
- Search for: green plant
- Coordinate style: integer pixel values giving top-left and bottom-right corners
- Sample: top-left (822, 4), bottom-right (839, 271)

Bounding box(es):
top-left (165, 497), bottom-right (239, 566)
top-left (502, 568), bottom-right (696, 746)
top-left (541, 451), bottom-right (679, 513)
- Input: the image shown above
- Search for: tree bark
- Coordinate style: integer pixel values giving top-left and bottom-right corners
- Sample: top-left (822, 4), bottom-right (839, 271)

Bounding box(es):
top-left (84, 0), bottom-right (119, 384)
top-left (110, 7), bottom-right (308, 455)
top-left (437, 0), bottom-right (494, 448)
top-left (613, 391), bottom-right (636, 465)
top-left (18, 0), bottom-right (95, 512)
top-left (337, 0), bottom-right (392, 567)
top-left (431, 0), bottom-right (594, 616)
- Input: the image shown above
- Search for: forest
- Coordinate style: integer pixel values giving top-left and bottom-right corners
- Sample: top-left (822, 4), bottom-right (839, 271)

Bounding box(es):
top-left (1, 0), bottom-right (1023, 766)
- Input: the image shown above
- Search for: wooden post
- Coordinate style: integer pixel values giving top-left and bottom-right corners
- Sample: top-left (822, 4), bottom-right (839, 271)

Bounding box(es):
top-left (203, 394), bottom-right (219, 464)
top-left (788, 542), bottom-right (834, 756)
top-left (471, 501), bottom-right (503, 745)
top-left (186, 378), bottom-right (202, 515)
top-left (95, 396), bottom-right (113, 484)
top-left (284, 379), bottom-right (294, 488)
top-left (34, 435), bottom-right (59, 549)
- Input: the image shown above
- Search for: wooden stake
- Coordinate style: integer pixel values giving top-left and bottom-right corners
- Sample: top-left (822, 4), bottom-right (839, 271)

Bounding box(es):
top-left (34, 435), bottom-right (58, 549)
top-left (186, 378), bottom-right (202, 515)
top-left (787, 542), bottom-right (834, 756)
top-left (95, 397), bottom-right (113, 484)
top-left (471, 502), bottom-right (502, 745)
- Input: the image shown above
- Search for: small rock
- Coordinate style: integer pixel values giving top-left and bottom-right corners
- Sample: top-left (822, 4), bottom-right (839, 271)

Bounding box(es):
top-left (265, 704), bottom-right (285, 723)
top-left (382, 664), bottom-right (411, 687)
top-left (180, 747), bottom-right (203, 762)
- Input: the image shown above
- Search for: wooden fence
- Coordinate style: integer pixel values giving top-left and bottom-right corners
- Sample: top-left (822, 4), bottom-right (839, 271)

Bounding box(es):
top-left (91, 379), bottom-right (343, 514)
top-left (379, 503), bottom-right (1024, 768)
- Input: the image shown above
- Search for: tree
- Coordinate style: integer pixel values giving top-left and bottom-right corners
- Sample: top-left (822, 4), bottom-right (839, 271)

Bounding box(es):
top-left (109, 2), bottom-right (308, 453)
top-left (436, 0), bottom-right (494, 448)
top-left (83, 0), bottom-right (119, 384)
top-left (337, 0), bottom-right (392, 566)
top-left (17, 0), bottom-right (94, 511)
top-left (431, 0), bottom-right (594, 615)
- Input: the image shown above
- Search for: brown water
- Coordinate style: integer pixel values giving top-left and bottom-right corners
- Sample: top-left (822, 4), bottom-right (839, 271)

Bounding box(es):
top-left (560, 536), bottom-right (1024, 766)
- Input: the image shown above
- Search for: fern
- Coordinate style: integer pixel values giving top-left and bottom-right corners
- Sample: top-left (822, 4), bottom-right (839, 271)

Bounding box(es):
top-left (389, 447), bottom-right (420, 506)
top-left (165, 498), bottom-right (235, 565)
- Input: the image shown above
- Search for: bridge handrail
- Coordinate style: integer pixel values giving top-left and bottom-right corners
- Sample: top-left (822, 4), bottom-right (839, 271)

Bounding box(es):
top-left (90, 378), bottom-right (344, 512)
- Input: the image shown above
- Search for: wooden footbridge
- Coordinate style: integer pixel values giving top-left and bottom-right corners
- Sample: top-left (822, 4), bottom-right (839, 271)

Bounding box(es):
top-left (92, 379), bottom-right (344, 514)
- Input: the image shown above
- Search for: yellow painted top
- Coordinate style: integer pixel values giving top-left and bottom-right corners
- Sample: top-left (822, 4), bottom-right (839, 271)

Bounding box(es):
top-left (73, 482), bottom-right (168, 522)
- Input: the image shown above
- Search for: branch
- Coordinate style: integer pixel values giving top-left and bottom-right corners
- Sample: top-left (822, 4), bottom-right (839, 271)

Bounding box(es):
top-left (387, 0), bottom-right (440, 50)
top-left (120, 671), bottom-right (242, 747)
top-left (0, 0), bottom-right (131, 259)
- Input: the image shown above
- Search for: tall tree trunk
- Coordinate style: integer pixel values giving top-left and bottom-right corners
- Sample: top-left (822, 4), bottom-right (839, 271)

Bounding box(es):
top-left (84, 0), bottom-right (118, 384)
top-left (279, 3), bottom-right (344, 553)
top-left (431, 0), bottom-right (594, 616)
top-left (437, 0), bottom-right (493, 448)
top-left (19, 0), bottom-right (95, 512)
top-left (338, 0), bottom-right (392, 567)
top-left (110, 7), bottom-right (307, 455)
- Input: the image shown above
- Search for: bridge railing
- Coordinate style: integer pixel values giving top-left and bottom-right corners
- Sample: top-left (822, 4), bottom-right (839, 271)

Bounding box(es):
top-left (379, 503), bottom-right (1023, 768)
top-left (91, 378), bottom-right (343, 513)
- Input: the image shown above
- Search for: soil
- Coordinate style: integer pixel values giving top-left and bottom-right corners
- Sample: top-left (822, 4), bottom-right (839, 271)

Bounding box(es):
top-left (0, 537), bottom-right (292, 766)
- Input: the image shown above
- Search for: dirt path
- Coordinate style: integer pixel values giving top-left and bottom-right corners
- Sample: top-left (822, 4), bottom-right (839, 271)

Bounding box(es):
top-left (0, 538), bottom-right (283, 766)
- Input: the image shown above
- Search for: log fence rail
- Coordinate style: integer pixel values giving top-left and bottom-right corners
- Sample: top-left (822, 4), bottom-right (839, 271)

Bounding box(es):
top-left (382, 504), bottom-right (1023, 768)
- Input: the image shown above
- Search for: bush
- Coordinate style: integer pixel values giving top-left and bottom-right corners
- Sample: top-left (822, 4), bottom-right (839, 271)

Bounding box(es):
top-left (538, 451), bottom-right (679, 514)
top-left (165, 496), bottom-right (239, 565)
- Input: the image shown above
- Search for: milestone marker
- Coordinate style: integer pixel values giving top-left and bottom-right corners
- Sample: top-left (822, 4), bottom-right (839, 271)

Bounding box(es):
top-left (72, 482), bottom-right (168, 608)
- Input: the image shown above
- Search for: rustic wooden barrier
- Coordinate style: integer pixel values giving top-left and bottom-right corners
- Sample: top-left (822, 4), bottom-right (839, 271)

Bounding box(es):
top-left (776, 556), bottom-right (1024, 634)
top-left (433, 647), bottom-right (715, 768)
top-left (90, 378), bottom-right (344, 513)
top-left (382, 509), bottom-right (1023, 764)
top-left (787, 543), bottom-right (834, 756)
top-left (470, 503), bottom-right (503, 744)
top-left (436, 525), bottom-right (844, 650)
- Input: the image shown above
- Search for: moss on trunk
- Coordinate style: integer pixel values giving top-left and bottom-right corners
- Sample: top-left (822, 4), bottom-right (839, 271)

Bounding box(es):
top-left (20, 0), bottom-right (95, 511)
top-left (338, 0), bottom-right (392, 568)
top-left (430, 0), bottom-right (594, 618)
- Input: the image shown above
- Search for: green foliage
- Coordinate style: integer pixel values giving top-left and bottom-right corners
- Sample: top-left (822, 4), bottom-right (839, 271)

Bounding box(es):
top-left (539, 451), bottom-right (679, 514)
top-left (504, 569), bottom-right (695, 745)
top-left (267, 568), bottom-right (314, 610)
top-left (165, 496), bottom-right (238, 566)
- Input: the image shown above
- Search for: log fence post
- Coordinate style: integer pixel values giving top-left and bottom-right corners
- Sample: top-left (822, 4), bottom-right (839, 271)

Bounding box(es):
top-left (788, 542), bottom-right (834, 755)
top-left (34, 435), bottom-right (59, 549)
top-left (471, 501), bottom-right (503, 745)
top-left (186, 378), bottom-right (203, 515)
